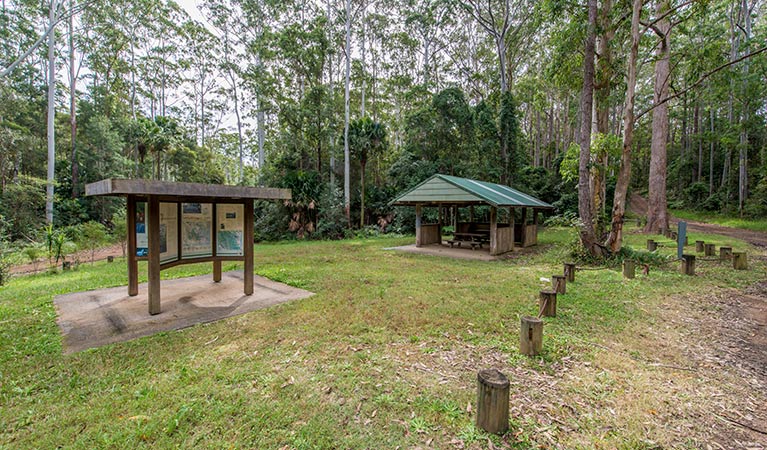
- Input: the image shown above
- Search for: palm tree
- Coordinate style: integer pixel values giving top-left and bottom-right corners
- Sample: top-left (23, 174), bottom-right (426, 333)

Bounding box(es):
top-left (348, 117), bottom-right (387, 228)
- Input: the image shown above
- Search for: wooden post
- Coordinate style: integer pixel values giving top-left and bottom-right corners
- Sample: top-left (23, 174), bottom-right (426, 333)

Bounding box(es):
top-left (647, 239), bottom-right (657, 251)
top-left (212, 203), bottom-right (221, 282)
top-left (683, 235), bottom-right (689, 246)
top-left (244, 200), bottom-right (255, 295)
top-left (695, 240), bottom-right (705, 253)
top-left (623, 260), bottom-right (635, 279)
top-left (147, 196), bottom-right (161, 315)
top-left (415, 204), bottom-right (423, 247)
top-left (732, 252), bottom-right (747, 270)
top-left (719, 246), bottom-right (732, 261)
top-left (469, 205), bottom-right (474, 222)
top-left (127, 195), bottom-right (138, 296)
top-left (107, 256), bottom-right (114, 263)
top-left (489, 206), bottom-right (498, 255)
top-left (539, 290), bottom-right (557, 317)
top-left (681, 254), bottom-right (695, 276)
top-left (519, 316), bottom-right (543, 356)
top-left (552, 275), bottom-right (566, 294)
top-left (476, 369), bottom-right (510, 434)
top-left (564, 262), bottom-right (576, 282)
top-left (704, 243), bottom-right (715, 256)
top-left (520, 208), bottom-right (528, 246)
top-left (508, 207), bottom-right (515, 252)
top-left (438, 205), bottom-right (443, 244)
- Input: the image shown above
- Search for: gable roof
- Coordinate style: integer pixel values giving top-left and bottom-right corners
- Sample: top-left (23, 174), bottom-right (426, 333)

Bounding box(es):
top-left (390, 174), bottom-right (554, 209)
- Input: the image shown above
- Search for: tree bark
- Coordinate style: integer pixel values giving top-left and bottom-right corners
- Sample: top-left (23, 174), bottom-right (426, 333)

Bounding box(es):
top-left (46, 0), bottom-right (57, 224)
top-left (645, 0), bottom-right (671, 234)
top-left (605, 0), bottom-right (642, 252)
top-left (69, 0), bottom-right (77, 198)
top-left (577, 0), bottom-right (602, 255)
top-left (344, 0), bottom-right (352, 224)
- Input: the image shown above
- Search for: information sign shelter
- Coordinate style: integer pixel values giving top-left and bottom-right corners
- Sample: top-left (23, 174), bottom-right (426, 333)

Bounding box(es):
top-left (86, 179), bottom-right (291, 315)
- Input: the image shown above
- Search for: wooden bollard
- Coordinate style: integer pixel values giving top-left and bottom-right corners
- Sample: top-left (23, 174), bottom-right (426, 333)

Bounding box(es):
top-left (476, 369), bottom-right (510, 434)
top-left (683, 236), bottom-right (689, 246)
top-left (564, 263), bottom-right (576, 283)
top-left (670, 231), bottom-right (678, 241)
top-left (519, 316), bottom-right (543, 356)
top-left (704, 243), bottom-right (716, 257)
top-left (623, 260), bottom-right (635, 279)
top-left (719, 246), bottom-right (732, 261)
top-left (695, 240), bottom-right (705, 253)
top-left (552, 275), bottom-right (566, 294)
top-left (539, 290), bottom-right (557, 317)
top-left (62, 261), bottom-right (72, 271)
top-left (107, 256), bottom-right (114, 263)
top-left (732, 252), bottom-right (747, 270)
top-left (681, 254), bottom-right (695, 276)
top-left (647, 239), bottom-right (657, 251)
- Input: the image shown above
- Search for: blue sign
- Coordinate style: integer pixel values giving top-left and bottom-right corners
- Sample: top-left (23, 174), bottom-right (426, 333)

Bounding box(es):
top-left (677, 221), bottom-right (687, 259)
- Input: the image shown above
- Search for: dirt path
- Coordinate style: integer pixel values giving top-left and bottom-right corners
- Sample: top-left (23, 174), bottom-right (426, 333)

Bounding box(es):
top-left (629, 193), bottom-right (767, 445)
top-left (629, 193), bottom-right (767, 247)
top-left (11, 243), bottom-right (124, 275)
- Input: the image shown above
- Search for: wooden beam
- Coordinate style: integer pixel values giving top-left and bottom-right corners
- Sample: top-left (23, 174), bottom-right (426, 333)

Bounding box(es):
top-left (147, 196), bottom-right (161, 315)
top-left (85, 178), bottom-right (291, 200)
top-left (127, 195), bottom-right (138, 296)
top-left (243, 200), bottom-right (254, 295)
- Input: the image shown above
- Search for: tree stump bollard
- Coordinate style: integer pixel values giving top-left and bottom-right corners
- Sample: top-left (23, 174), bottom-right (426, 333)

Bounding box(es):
top-left (695, 240), bottom-right (705, 253)
top-left (62, 261), bottom-right (72, 271)
top-left (670, 231), bottom-right (678, 241)
top-left (719, 246), bottom-right (732, 261)
top-left (681, 254), bottom-right (695, 276)
top-left (564, 263), bottom-right (576, 283)
top-left (704, 243), bottom-right (716, 257)
top-left (539, 290), bottom-right (557, 317)
top-left (647, 239), bottom-right (657, 251)
top-left (732, 252), bottom-right (747, 270)
top-left (552, 275), bottom-right (566, 294)
top-left (623, 260), bottom-right (635, 279)
top-left (476, 369), bottom-right (510, 434)
top-left (107, 256), bottom-right (114, 263)
top-left (683, 236), bottom-right (689, 246)
top-left (519, 316), bottom-right (543, 356)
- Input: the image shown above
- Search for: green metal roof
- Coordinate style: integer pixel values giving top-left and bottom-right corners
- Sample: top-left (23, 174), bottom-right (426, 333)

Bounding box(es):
top-left (390, 174), bottom-right (554, 209)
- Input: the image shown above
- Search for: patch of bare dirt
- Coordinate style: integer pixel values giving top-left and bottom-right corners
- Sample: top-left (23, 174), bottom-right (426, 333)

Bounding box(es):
top-left (629, 193), bottom-right (767, 247)
top-left (11, 243), bottom-right (124, 275)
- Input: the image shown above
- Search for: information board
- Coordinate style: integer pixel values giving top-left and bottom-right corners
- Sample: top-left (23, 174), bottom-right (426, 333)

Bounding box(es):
top-left (136, 202), bottom-right (148, 257)
top-left (160, 202), bottom-right (178, 263)
top-left (216, 204), bottom-right (244, 256)
top-left (181, 203), bottom-right (212, 259)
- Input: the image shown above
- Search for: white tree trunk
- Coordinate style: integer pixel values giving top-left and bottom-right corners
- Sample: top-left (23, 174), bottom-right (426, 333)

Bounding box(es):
top-left (343, 0), bottom-right (352, 222)
top-left (46, 0), bottom-right (57, 224)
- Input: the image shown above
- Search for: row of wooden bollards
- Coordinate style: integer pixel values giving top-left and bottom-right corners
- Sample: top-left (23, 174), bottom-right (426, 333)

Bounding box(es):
top-left (518, 262), bottom-right (574, 358)
top-left (646, 236), bottom-right (749, 274)
top-left (479, 263), bottom-right (576, 433)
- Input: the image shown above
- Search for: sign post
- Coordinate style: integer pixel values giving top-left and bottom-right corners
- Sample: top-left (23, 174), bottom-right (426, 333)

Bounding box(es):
top-left (677, 221), bottom-right (687, 260)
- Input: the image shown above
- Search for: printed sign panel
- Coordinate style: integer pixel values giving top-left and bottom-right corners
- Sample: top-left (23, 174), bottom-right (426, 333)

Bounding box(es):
top-left (136, 202), bottom-right (148, 257)
top-left (160, 202), bottom-right (178, 263)
top-left (181, 203), bottom-right (212, 259)
top-left (216, 204), bottom-right (244, 256)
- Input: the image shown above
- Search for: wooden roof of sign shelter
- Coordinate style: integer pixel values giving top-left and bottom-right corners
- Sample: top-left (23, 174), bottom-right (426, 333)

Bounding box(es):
top-left (86, 178), bottom-right (291, 202)
top-left (390, 174), bottom-right (554, 209)
top-left (84, 178), bottom-right (291, 317)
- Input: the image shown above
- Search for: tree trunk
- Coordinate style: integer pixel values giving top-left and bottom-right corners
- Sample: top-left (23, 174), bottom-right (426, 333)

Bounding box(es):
top-left (577, 0), bottom-right (602, 256)
top-left (709, 108), bottom-right (715, 195)
top-left (46, 0), bottom-right (57, 224)
top-left (644, 0), bottom-right (671, 234)
top-left (605, 0), bottom-right (642, 252)
top-left (343, 0), bottom-right (352, 224)
top-left (69, 0), bottom-right (77, 198)
top-left (360, 159), bottom-right (366, 228)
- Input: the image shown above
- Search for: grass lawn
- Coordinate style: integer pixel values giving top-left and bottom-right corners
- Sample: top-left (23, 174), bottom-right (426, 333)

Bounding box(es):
top-left (670, 209), bottom-right (767, 232)
top-left (0, 226), bottom-right (764, 448)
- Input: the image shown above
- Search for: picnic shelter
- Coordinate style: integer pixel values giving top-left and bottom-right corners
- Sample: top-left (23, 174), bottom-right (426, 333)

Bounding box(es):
top-left (390, 174), bottom-right (554, 256)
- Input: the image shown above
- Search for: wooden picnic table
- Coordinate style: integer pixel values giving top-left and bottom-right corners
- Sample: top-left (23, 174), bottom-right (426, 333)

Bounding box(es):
top-left (448, 232), bottom-right (490, 249)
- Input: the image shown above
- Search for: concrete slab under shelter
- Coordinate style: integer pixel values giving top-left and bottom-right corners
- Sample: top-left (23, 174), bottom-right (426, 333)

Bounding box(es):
top-left (54, 271), bottom-right (314, 353)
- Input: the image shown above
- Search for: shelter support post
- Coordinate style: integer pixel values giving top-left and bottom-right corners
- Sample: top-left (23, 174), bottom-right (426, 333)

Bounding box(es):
top-left (508, 207), bottom-right (515, 252)
top-left (438, 206), bottom-right (443, 244)
top-left (244, 200), bottom-right (254, 295)
top-left (415, 204), bottom-right (423, 247)
top-left (212, 203), bottom-right (221, 282)
top-left (127, 195), bottom-right (138, 296)
top-left (521, 208), bottom-right (528, 246)
top-left (213, 261), bottom-right (222, 282)
top-left (147, 196), bottom-right (161, 315)
top-left (453, 205), bottom-right (459, 229)
top-left (489, 206), bottom-right (498, 255)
